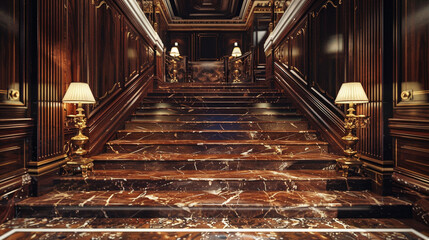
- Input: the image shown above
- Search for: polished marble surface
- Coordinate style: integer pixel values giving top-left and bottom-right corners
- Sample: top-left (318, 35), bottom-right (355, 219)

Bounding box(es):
top-left (16, 190), bottom-right (412, 218)
top-left (13, 83), bottom-right (423, 237)
top-left (1, 217), bottom-right (428, 240)
top-left (54, 169), bottom-right (371, 192)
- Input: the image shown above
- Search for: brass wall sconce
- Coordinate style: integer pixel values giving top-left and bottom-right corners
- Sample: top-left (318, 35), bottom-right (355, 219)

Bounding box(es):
top-left (335, 82), bottom-right (370, 177)
top-left (62, 82), bottom-right (96, 177)
top-left (170, 42), bottom-right (180, 83)
top-left (231, 42), bottom-right (242, 83)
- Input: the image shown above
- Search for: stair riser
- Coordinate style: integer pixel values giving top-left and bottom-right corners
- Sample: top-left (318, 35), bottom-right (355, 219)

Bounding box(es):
top-left (136, 108), bottom-right (298, 114)
top-left (140, 103), bottom-right (293, 108)
top-left (125, 122), bottom-right (309, 131)
top-left (54, 179), bottom-right (371, 192)
top-left (116, 131), bottom-right (316, 141)
top-left (94, 160), bottom-right (337, 171)
top-left (17, 205), bottom-right (412, 219)
top-left (105, 143), bottom-right (328, 154)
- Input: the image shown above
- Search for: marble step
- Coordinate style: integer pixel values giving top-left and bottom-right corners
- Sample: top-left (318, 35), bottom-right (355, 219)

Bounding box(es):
top-left (16, 190), bottom-right (412, 219)
top-left (139, 102), bottom-right (293, 108)
top-left (92, 153), bottom-right (339, 171)
top-left (130, 113), bottom-right (304, 122)
top-left (143, 97), bottom-right (292, 103)
top-left (116, 129), bottom-right (316, 141)
top-left (148, 91), bottom-right (282, 96)
top-left (157, 82), bottom-right (269, 87)
top-left (105, 139), bottom-right (328, 154)
top-left (151, 89), bottom-right (279, 93)
top-left (124, 120), bottom-right (309, 131)
top-left (54, 170), bottom-right (371, 192)
top-left (136, 106), bottom-right (298, 114)
top-left (157, 85), bottom-right (271, 90)
top-left (144, 96), bottom-right (288, 102)
top-left (3, 217), bottom-right (427, 240)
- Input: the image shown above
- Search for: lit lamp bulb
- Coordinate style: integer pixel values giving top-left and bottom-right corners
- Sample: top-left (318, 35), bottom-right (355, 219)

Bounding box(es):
top-left (231, 42), bottom-right (242, 57)
top-left (170, 42), bottom-right (180, 57)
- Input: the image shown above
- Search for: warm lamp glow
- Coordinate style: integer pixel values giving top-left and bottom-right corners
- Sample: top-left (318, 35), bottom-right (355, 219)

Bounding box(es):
top-left (63, 82), bottom-right (96, 104)
top-left (170, 42), bottom-right (180, 57)
top-left (231, 42), bottom-right (242, 57)
top-left (335, 82), bottom-right (369, 104)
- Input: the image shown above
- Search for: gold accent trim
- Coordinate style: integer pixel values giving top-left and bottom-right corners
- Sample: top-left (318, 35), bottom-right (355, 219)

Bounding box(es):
top-left (311, 0), bottom-right (342, 18)
top-left (28, 159), bottom-right (68, 175)
top-left (29, 154), bottom-right (67, 167)
top-left (94, 0), bottom-right (109, 9)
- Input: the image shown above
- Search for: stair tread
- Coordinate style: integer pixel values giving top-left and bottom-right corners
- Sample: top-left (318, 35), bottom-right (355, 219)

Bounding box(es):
top-left (58, 169), bottom-right (366, 181)
top-left (127, 120), bottom-right (306, 123)
top-left (117, 129), bottom-right (316, 133)
top-left (132, 113), bottom-right (302, 116)
top-left (17, 190), bottom-right (410, 208)
top-left (92, 152), bottom-right (339, 161)
top-left (107, 139), bottom-right (328, 145)
top-left (138, 106), bottom-right (295, 109)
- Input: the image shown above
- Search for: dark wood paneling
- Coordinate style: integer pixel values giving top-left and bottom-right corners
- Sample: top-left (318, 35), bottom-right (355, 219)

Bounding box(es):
top-left (36, 0), bottom-right (66, 162)
top-left (168, 31), bottom-right (246, 61)
top-left (87, 0), bottom-right (122, 103)
top-left (352, 0), bottom-right (384, 162)
top-left (0, 0), bottom-right (33, 222)
top-left (310, 0), bottom-right (344, 101)
top-left (390, 0), bottom-right (429, 194)
top-left (270, 0), bottom-right (391, 193)
top-left (198, 33), bottom-right (219, 60)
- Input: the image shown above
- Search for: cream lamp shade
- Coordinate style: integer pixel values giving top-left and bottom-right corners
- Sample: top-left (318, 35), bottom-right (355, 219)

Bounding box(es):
top-left (231, 42), bottom-right (242, 57)
top-left (170, 42), bottom-right (180, 57)
top-left (335, 82), bottom-right (369, 104)
top-left (63, 82), bottom-right (96, 104)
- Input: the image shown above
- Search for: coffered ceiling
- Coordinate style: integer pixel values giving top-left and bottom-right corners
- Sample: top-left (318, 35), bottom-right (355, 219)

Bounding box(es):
top-left (168, 0), bottom-right (244, 19)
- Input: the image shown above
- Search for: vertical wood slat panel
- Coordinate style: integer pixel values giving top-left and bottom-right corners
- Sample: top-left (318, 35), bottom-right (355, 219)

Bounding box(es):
top-left (355, 0), bottom-right (383, 160)
top-left (37, 0), bottom-right (65, 161)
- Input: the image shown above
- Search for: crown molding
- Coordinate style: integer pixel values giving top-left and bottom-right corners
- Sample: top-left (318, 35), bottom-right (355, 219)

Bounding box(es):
top-left (160, 0), bottom-right (268, 31)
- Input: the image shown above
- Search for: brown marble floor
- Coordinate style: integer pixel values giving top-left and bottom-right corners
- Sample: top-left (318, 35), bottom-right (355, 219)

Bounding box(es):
top-left (1, 217), bottom-right (428, 239)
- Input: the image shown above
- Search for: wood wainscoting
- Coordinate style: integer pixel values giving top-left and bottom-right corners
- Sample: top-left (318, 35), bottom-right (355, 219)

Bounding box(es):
top-left (267, 0), bottom-right (396, 194)
top-left (0, 0), bottom-right (161, 209)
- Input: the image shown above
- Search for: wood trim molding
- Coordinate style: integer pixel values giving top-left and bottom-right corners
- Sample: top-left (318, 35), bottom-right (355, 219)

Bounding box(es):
top-left (114, 0), bottom-right (164, 50)
top-left (264, 0), bottom-right (314, 52)
top-left (87, 67), bottom-right (154, 155)
top-left (274, 63), bottom-right (344, 154)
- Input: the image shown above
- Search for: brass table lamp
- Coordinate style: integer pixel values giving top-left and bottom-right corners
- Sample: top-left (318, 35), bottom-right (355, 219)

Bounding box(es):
top-left (62, 82), bottom-right (96, 177)
top-left (170, 42), bottom-right (180, 83)
top-left (335, 82), bottom-right (370, 177)
top-left (231, 42), bottom-right (242, 83)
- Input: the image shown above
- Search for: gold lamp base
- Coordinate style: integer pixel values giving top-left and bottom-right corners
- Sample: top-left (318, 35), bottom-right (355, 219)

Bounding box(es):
top-left (62, 157), bottom-right (94, 178)
top-left (62, 103), bottom-right (94, 178)
top-left (233, 59), bottom-right (242, 83)
top-left (335, 103), bottom-right (369, 177)
top-left (336, 157), bottom-right (363, 177)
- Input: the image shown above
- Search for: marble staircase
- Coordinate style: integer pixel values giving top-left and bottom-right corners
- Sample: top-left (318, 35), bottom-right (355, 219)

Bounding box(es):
top-left (16, 83), bottom-right (412, 219)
